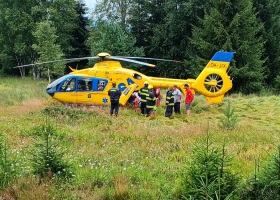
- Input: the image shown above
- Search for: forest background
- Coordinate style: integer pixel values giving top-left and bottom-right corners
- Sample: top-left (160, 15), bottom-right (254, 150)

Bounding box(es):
top-left (1, 0), bottom-right (280, 94)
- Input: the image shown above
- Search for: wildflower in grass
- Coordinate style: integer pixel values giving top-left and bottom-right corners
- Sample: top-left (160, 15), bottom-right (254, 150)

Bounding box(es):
top-left (124, 167), bottom-right (127, 170)
top-left (79, 165), bottom-right (82, 167)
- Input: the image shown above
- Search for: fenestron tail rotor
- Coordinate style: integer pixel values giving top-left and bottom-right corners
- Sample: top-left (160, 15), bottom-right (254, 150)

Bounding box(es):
top-left (204, 74), bottom-right (223, 93)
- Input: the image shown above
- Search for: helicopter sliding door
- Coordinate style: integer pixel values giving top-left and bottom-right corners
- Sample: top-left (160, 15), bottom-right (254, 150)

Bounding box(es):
top-left (76, 77), bottom-right (108, 105)
top-left (76, 78), bottom-right (94, 105)
top-left (119, 84), bottom-right (138, 105)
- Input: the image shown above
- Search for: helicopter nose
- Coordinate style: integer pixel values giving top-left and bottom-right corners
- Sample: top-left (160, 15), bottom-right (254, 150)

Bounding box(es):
top-left (47, 92), bottom-right (55, 97)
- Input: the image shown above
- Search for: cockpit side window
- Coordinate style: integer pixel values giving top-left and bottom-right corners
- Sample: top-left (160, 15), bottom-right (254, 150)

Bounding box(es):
top-left (97, 80), bottom-right (107, 91)
top-left (78, 78), bottom-right (93, 91)
top-left (60, 78), bottom-right (76, 92)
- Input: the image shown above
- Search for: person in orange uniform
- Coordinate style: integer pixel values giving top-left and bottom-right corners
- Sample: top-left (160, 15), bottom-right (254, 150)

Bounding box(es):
top-left (153, 87), bottom-right (161, 106)
top-left (184, 84), bottom-right (194, 116)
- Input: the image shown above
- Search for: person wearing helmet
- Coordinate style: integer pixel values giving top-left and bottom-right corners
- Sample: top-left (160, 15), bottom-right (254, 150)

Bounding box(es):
top-left (146, 85), bottom-right (157, 117)
top-left (139, 81), bottom-right (149, 115)
top-left (165, 86), bottom-right (174, 117)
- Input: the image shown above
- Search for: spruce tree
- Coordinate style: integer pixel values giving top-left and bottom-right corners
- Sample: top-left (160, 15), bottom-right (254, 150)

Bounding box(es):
top-left (182, 133), bottom-right (238, 199)
top-left (32, 21), bottom-right (64, 79)
top-left (254, 0), bottom-right (280, 90)
top-left (148, 0), bottom-right (212, 79)
top-left (190, 0), bottom-right (265, 94)
top-left (87, 22), bottom-right (144, 70)
top-left (67, 0), bottom-right (90, 72)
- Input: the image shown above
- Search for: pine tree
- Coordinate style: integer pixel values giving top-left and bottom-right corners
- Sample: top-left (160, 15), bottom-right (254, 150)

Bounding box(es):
top-left (190, 0), bottom-right (265, 94)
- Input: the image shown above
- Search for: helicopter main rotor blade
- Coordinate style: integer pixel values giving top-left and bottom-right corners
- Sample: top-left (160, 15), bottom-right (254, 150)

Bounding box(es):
top-left (121, 57), bottom-right (180, 62)
top-left (108, 56), bottom-right (155, 67)
top-left (13, 57), bottom-right (100, 68)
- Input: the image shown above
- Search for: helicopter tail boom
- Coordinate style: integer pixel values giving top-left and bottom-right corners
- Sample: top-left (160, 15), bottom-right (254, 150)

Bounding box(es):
top-left (147, 51), bottom-right (235, 104)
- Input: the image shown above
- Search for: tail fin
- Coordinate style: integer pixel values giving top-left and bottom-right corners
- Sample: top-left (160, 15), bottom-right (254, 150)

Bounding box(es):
top-left (191, 51), bottom-right (235, 104)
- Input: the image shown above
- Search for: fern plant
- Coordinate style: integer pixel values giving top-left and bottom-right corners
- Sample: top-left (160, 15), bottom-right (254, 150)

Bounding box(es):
top-left (218, 101), bottom-right (238, 130)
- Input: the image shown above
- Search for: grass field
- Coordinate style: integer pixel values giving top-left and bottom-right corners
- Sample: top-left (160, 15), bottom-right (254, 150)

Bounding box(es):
top-left (0, 77), bottom-right (279, 199)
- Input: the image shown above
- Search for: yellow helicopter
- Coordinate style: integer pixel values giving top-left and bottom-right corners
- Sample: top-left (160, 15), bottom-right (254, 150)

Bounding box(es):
top-left (14, 51), bottom-right (235, 106)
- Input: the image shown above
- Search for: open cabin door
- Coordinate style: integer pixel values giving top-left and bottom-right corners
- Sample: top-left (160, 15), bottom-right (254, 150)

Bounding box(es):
top-left (119, 84), bottom-right (138, 106)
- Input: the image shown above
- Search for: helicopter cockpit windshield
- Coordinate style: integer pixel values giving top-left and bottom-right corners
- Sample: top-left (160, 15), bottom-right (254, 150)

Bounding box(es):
top-left (46, 75), bottom-right (71, 94)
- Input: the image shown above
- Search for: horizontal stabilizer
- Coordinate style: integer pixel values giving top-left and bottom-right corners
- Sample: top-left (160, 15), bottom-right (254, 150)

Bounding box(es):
top-left (211, 52), bottom-right (235, 62)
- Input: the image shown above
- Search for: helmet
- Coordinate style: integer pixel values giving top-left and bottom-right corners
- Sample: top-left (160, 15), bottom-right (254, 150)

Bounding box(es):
top-left (144, 81), bottom-right (149, 85)
top-left (148, 85), bottom-right (154, 89)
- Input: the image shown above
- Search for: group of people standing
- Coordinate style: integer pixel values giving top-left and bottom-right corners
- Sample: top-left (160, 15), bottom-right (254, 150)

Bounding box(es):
top-left (164, 84), bottom-right (194, 117)
top-left (107, 81), bottom-right (194, 118)
top-left (138, 81), bottom-right (194, 118)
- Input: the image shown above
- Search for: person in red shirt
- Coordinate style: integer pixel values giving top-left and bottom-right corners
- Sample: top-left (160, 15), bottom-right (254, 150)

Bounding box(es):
top-left (153, 87), bottom-right (162, 106)
top-left (184, 84), bottom-right (194, 116)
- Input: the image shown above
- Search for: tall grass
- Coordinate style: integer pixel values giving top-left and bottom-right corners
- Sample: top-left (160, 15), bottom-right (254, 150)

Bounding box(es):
top-left (0, 77), bottom-right (280, 199)
top-left (0, 77), bottom-right (49, 106)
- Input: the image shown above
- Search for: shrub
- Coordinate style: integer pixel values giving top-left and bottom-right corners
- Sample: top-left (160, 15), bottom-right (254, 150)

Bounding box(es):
top-left (42, 106), bottom-right (99, 119)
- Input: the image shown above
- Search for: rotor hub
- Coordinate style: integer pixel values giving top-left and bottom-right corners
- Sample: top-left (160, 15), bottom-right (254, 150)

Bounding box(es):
top-left (204, 74), bottom-right (223, 93)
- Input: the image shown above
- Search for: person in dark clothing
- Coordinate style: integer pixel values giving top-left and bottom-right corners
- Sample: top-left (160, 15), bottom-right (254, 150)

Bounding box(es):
top-left (146, 85), bottom-right (156, 117)
top-left (108, 82), bottom-right (122, 117)
top-left (139, 81), bottom-right (149, 115)
top-left (165, 86), bottom-right (174, 118)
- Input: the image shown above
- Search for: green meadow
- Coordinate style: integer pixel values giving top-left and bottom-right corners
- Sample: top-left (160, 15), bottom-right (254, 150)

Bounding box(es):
top-left (0, 77), bottom-right (280, 199)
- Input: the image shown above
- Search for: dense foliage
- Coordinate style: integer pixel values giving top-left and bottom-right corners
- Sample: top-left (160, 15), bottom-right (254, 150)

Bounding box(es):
top-left (1, 0), bottom-right (280, 91)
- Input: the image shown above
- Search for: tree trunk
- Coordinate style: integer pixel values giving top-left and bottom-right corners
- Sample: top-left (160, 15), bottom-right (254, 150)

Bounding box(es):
top-left (32, 66), bottom-right (36, 80)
